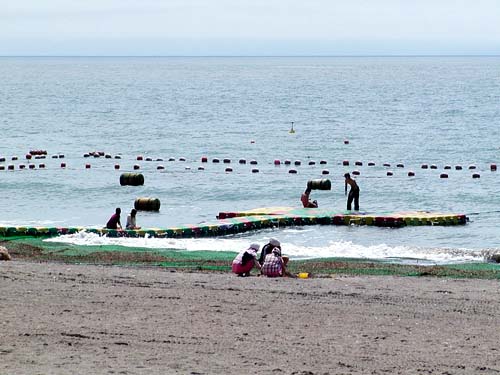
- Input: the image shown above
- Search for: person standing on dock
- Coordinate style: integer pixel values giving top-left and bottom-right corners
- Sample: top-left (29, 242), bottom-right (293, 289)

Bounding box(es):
top-left (344, 173), bottom-right (360, 211)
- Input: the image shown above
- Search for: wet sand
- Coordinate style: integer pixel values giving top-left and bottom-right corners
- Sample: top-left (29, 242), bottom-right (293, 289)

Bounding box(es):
top-left (1, 261), bottom-right (500, 374)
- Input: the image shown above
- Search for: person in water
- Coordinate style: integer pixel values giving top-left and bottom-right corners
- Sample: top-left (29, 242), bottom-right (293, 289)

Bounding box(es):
top-left (344, 173), bottom-right (360, 211)
top-left (106, 207), bottom-right (122, 229)
top-left (126, 208), bottom-right (141, 230)
top-left (301, 187), bottom-right (318, 208)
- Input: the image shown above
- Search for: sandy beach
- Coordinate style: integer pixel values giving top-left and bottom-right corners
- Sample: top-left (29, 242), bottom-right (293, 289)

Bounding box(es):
top-left (1, 261), bottom-right (499, 374)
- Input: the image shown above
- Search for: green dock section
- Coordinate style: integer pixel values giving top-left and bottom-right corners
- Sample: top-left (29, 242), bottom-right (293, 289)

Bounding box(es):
top-left (0, 207), bottom-right (467, 239)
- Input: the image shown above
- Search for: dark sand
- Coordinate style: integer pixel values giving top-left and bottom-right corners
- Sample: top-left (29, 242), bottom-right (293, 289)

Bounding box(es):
top-left (1, 261), bottom-right (500, 374)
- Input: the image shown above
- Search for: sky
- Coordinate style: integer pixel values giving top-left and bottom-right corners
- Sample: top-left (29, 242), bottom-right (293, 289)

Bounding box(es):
top-left (1, 0), bottom-right (499, 56)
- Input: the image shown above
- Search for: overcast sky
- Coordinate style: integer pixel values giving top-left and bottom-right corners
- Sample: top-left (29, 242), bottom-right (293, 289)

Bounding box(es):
top-left (1, 0), bottom-right (499, 56)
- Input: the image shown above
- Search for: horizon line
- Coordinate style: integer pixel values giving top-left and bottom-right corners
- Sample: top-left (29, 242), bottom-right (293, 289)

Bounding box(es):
top-left (1, 54), bottom-right (500, 58)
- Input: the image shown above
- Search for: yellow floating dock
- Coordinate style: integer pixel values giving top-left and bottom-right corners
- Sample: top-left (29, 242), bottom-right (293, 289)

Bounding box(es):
top-left (0, 207), bottom-right (467, 239)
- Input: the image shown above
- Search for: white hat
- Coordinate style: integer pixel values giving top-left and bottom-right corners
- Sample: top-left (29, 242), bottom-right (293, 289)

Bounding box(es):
top-left (269, 238), bottom-right (280, 247)
top-left (249, 243), bottom-right (260, 251)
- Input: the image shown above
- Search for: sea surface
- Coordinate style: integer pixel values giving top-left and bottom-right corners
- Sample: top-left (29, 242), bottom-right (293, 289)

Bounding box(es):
top-left (1, 56), bottom-right (499, 264)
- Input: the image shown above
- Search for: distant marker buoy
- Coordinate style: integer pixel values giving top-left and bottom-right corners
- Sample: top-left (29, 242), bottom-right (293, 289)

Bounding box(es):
top-left (198, 166), bottom-right (205, 171)
top-left (105, 154), bottom-right (112, 159)
top-left (85, 164), bottom-right (91, 169)
top-left (408, 171), bottom-right (415, 177)
top-left (396, 163), bottom-right (404, 168)
top-left (145, 157), bottom-right (152, 162)
top-left (344, 139), bottom-right (350, 145)
top-left (133, 164), bottom-right (140, 170)
top-left (223, 158), bottom-right (231, 164)
top-left (251, 168), bottom-right (259, 173)
top-left (250, 140), bottom-right (255, 144)
top-left (308, 161), bottom-right (316, 166)
top-left (137, 155), bottom-right (143, 161)
top-left (19, 164), bottom-right (26, 169)
top-left (250, 160), bottom-right (258, 165)
top-left (455, 165), bottom-right (462, 170)
top-left (114, 155), bottom-right (122, 159)
top-left (288, 169), bottom-right (297, 174)
top-left (294, 160), bottom-right (301, 166)
top-left (239, 159), bottom-right (246, 164)
top-left (321, 170), bottom-right (329, 175)
top-left (29, 164), bottom-right (35, 169)
top-left (225, 167), bottom-right (233, 172)
top-left (469, 165), bottom-right (476, 170)
top-left (39, 164), bottom-right (45, 169)
top-left (93, 153), bottom-right (100, 158)
top-left (387, 171), bottom-right (393, 176)
top-left (52, 155), bottom-right (58, 159)
top-left (430, 164), bottom-right (437, 169)
top-left (472, 173), bottom-right (480, 179)
top-left (60, 163), bottom-right (66, 168)
top-left (114, 164), bottom-right (120, 170)
top-left (421, 164), bottom-right (428, 169)
top-left (156, 158), bottom-right (163, 162)
top-left (157, 165), bottom-right (165, 170)
top-left (352, 170), bottom-right (360, 176)
top-left (201, 156), bottom-right (208, 163)
top-left (59, 154), bottom-right (65, 159)
top-left (342, 160), bottom-right (349, 166)
top-left (274, 159), bottom-right (281, 165)
top-left (212, 158), bottom-right (220, 163)
top-left (444, 165), bottom-right (451, 170)
top-left (440, 173), bottom-right (448, 178)
top-left (0, 165), bottom-right (5, 170)
top-left (12, 156), bottom-right (18, 161)
top-left (98, 151), bottom-right (104, 156)
top-left (8, 165), bottom-right (14, 170)
top-left (168, 157), bottom-right (175, 162)
top-left (185, 166), bottom-right (191, 170)
top-left (368, 161), bottom-right (375, 166)
top-left (383, 163), bottom-right (391, 167)
top-left (320, 160), bottom-right (327, 165)
top-left (355, 161), bottom-right (362, 166)
top-left (491, 164), bottom-right (497, 171)
top-left (26, 154), bottom-right (32, 160)
top-left (284, 160), bottom-right (291, 165)
top-left (289, 121), bottom-right (296, 134)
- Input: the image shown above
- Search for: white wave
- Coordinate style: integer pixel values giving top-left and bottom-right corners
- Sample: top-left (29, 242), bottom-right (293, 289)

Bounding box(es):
top-left (44, 231), bottom-right (486, 264)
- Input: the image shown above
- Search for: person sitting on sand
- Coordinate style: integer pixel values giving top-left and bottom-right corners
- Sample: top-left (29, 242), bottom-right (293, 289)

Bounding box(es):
top-left (258, 238), bottom-right (281, 266)
top-left (301, 187), bottom-right (318, 208)
top-left (261, 246), bottom-right (291, 278)
top-left (126, 208), bottom-right (141, 230)
top-left (344, 173), bottom-right (360, 211)
top-left (106, 207), bottom-right (122, 230)
top-left (232, 243), bottom-right (261, 277)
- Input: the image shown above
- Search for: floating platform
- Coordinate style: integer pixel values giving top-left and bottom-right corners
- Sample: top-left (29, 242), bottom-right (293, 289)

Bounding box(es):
top-left (0, 207), bottom-right (467, 239)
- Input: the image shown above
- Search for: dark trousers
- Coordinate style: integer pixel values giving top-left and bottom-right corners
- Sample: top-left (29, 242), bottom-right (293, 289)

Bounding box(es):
top-left (347, 187), bottom-right (360, 211)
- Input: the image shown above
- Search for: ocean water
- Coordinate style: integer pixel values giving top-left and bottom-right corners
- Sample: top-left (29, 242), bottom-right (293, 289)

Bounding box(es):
top-left (1, 56), bottom-right (499, 264)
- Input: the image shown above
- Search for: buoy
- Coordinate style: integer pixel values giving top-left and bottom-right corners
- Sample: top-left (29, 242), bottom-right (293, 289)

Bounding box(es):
top-left (355, 161), bottom-right (362, 166)
top-left (83, 153), bottom-right (90, 158)
top-left (289, 169), bottom-right (297, 174)
top-left (0, 157), bottom-right (5, 162)
top-left (250, 160), bottom-right (258, 165)
top-left (179, 157), bottom-right (186, 162)
top-left (105, 154), bottom-right (112, 159)
top-left (284, 160), bottom-right (291, 165)
top-left (225, 167), bottom-right (233, 172)
top-left (93, 153), bottom-right (100, 158)
top-left (491, 164), bottom-right (497, 171)
top-left (469, 165), bottom-right (476, 170)
top-left (168, 157), bottom-right (175, 162)
top-left (0, 165), bottom-right (5, 170)
top-left (60, 163), bottom-right (66, 168)
top-left (26, 154), bottom-right (32, 160)
top-left (396, 163), bottom-right (404, 168)
top-left (444, 165), bottom-right (451, 170)
top-left (352, 170), bottom-right (360, 176)
top-left (320, 160), bottom-right (327, 165)
top-left (289, 121), bottom-right (296, 134)
top-left (120, 173), bottom-right (144, 186)
top-left (28, 164), bottom-right (35, 169)
top-left (455, 165), bottom-right (462, 170)
top-left (12, 156), bottom-right (18, 161)
top-left (114, 164), bottom-right (120, 170)
top-left (368, 161), bottom-right (375, 166)
top-left (212, 158), bottom-right (220, 163)
top-left (274, 159), bottom-right (281, 165)
top-left (98, 151), bottom-right (104, 156)
top-left (59, 154), bottom-right (65, 159)
top-left (430, 165), bottom-right (437, 169)
top-left (440, 173), bottom-right (448, 178)
top-left (156, 158), bottom-right (163, 162)
top-left (308, 161), bottom-right (316, 166)
top-left (472, 173), bottom-right (480, 179)
top-left (133, 164), bottom-right (140, 170)
top-left (115, 155), bottom-right (122, 159)
top-left (39, 164), bottom-right (46, 169)
top-left (307, 179), bottom-right (331, 190)
top-left (157, 165), bottom-right (165, 170)
top-left (408, 171), bottom-right (415, 177)
top-left (342, 160), bottom-right (349, 166)
top-left (201, 157), bottom-right (208, 162)
top-left (321, 170), bottom-right (329, 175)
top-left (198, 166), bottom-right (205, 171)
top-left (387, 171), bottom-right (393, 176)
top-left (137, 155), bottom-right (143, 161)
top-left (421, 164), bottom-right (428, 169)
top-left (7, 165), bottom-right (14, 171)
top-left (251, 168), bottom-right (259, 173)
top-left (85, 164), bottom-right (91, 169)
top-left (383, 163), bottom-right (391, 167)
top-left (145, 157), bottom-right (152, 162)
top-left (250, 140), bottom-right (255, 144)
top-left (223, 158), bottom-right (231, 164)
top-left (134, 197), bottom-right (160, 211)
top-left (51, 155), bottom-right (58, 159)
top-left (344, 139), bottom-right (349, 144)
top-left (19, 164), bottom-right (26, 169)
top-left (294, 160), bottom-right (301, 166)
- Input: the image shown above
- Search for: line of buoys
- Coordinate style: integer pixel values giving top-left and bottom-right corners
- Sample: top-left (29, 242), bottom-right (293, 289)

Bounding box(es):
top-left (307, 179), bottom-right (331, 190)
top-left (29, 150), bottom-right (47, 155)
top-left (120, 173), bottom-right (144, 186)
top-left (134, 197), bottom-right (160, 211)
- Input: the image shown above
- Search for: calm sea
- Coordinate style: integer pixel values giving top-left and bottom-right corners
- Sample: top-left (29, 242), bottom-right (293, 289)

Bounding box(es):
top-left (1, 56), bottom-right (499, 264)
